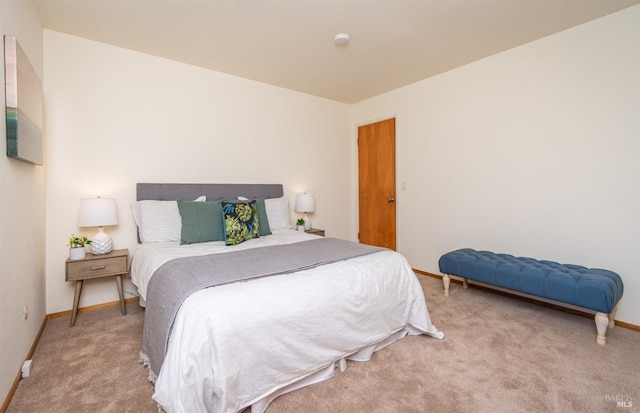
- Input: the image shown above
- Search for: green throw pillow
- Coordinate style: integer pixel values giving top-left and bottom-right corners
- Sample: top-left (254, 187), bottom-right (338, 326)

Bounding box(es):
top-left (177, 200), bottom-right (224, 244)
top-left (221, 200), bottom-right (259, 245)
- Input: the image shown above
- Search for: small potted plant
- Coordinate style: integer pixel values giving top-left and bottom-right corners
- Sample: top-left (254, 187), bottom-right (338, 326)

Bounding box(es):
top-left (68, 234), bottom-right (92, 260)
top-left (296, 218), bottom-right (306, 232)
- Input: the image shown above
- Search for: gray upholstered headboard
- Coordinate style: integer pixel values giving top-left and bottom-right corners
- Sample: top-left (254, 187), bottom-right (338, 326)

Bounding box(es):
top-left (135, 183), bottom-right (284, 243)
top-left (136, 183), bottom-right (284, 202)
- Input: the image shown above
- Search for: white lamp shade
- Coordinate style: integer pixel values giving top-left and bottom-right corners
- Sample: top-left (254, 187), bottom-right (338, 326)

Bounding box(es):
top-left (77, 197), bottom-right (118, 227)
top-left (294, 193), bottom-right (315, 213)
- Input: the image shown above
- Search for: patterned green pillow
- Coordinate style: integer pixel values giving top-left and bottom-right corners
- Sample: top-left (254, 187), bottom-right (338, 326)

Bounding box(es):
top-left (236, 197), bottom-right (272, 236)
top-left (221, 200), bottom-right (260, 245)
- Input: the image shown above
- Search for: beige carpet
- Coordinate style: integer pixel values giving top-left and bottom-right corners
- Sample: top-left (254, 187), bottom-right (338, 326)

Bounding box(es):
top-left (7, 274), bottom-right (639, 413)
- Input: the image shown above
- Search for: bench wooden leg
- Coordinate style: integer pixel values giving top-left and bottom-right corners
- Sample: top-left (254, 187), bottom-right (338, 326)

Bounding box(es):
top-left (443, 274), bottom-right (450, 297)
top-left (595, 312), bottom-right (609, 345)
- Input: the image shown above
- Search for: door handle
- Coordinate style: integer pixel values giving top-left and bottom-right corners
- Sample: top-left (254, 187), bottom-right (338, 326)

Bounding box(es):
top-left (387, 197), bottom-right (395, 203)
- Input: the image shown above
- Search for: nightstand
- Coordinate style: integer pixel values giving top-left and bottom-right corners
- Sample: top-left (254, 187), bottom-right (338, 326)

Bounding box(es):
top-left (65, 249), bottom-right (128, 327)
top-left (306, 228), bottom-right (325, 237)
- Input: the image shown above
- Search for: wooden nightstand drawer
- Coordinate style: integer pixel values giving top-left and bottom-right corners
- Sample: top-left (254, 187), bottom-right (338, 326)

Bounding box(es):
top-left (65, 249), bottom-right (128, 281)
top-left (66, 257), bottom-right (126, 280)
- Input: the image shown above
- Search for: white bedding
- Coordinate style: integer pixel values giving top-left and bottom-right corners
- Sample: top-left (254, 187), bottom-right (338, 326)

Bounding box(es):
top-left (131, 230), bottom-right (443, 413)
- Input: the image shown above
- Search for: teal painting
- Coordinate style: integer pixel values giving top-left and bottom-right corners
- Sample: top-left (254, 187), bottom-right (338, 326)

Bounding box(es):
top-left (4, 36), bottom-right (43, 165)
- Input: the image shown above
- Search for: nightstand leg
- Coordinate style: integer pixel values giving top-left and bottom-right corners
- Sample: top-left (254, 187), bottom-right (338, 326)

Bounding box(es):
top-left (71, 280), bottom-right (83, 327)
top-left (116, 274), bottom-right (126, 315)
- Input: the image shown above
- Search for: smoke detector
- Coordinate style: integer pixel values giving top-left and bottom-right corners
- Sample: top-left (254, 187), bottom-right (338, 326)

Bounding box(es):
top-left (334, 33), bottom-right (350, 45)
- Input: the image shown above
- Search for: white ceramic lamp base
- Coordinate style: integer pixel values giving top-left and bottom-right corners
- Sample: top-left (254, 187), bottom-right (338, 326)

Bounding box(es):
top-left (90, 227), bottom-right (113, 255)
top-left (303, 213), bottom-right (311, 231)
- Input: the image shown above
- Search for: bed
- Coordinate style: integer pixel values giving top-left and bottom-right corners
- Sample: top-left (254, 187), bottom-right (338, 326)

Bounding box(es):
top-left (130, 183), bottom-right (444, 413)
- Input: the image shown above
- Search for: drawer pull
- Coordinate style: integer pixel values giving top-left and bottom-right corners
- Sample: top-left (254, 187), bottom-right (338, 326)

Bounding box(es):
top-left (92, 265), bottom-right (106, 270)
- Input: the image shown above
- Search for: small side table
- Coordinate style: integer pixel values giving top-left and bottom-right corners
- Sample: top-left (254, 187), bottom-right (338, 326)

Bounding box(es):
top-left (65, 249), bottom-right (128, 327)
top-left (306, 228), bottom-right (325, 237)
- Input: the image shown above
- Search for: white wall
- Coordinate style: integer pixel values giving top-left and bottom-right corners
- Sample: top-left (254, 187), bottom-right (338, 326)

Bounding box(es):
top-left (0, 0), bottom-right (45, 403)
top-left (43, 30), bottom-right (354, 314)
top-left (354, 6), bottom-right (640, 325)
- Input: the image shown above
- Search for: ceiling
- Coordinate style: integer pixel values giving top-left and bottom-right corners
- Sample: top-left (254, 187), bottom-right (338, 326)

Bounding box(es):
top-left (33, 0), bottom-right (639, 104)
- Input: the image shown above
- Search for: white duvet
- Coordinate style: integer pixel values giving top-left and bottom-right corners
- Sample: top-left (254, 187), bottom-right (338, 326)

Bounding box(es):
top-left (131, 230), bottom-right (443, 413)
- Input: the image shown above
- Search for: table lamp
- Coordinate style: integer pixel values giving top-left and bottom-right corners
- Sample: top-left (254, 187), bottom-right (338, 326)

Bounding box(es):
top-left (77, 197), bottom-right (118, 255)
top-left (294, 193), bottom-right (315, 231)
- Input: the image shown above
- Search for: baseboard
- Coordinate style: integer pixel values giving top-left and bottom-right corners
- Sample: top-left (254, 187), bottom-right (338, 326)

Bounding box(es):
top-left (413, 269), bottom-right (442, 280)
top-left (2, 296), bottom-right (142, 412)
top-left (613, 320), bottom-right (640, 332)
top-left (47, 296), bottom-right (140, 320)
top-left (412, 268), bottom-right (640, 332)
top-left (1, 315), bottom-right (47, 413)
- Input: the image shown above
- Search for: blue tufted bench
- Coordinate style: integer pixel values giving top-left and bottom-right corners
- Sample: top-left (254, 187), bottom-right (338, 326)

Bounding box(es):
top-left (438, 248), bottom-right (624, 345)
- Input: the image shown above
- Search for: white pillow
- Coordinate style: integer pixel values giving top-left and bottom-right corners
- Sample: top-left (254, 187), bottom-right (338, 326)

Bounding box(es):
top-left (132, 195), bottom-right (206, 243)
top-left (264, 195), bottom-right (290, 230)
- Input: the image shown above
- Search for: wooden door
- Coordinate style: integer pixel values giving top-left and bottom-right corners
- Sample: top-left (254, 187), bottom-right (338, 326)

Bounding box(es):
top-left (358, 118), bottom-right (396, 250)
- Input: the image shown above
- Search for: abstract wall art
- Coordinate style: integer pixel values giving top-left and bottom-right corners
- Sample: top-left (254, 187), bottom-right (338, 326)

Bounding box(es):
top-left (4, 35), bottom-right (43, 165)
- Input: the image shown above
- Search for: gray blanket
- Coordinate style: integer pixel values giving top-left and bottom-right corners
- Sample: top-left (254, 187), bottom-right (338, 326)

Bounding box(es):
top-left (141, 237), bottom-right (385, 376)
